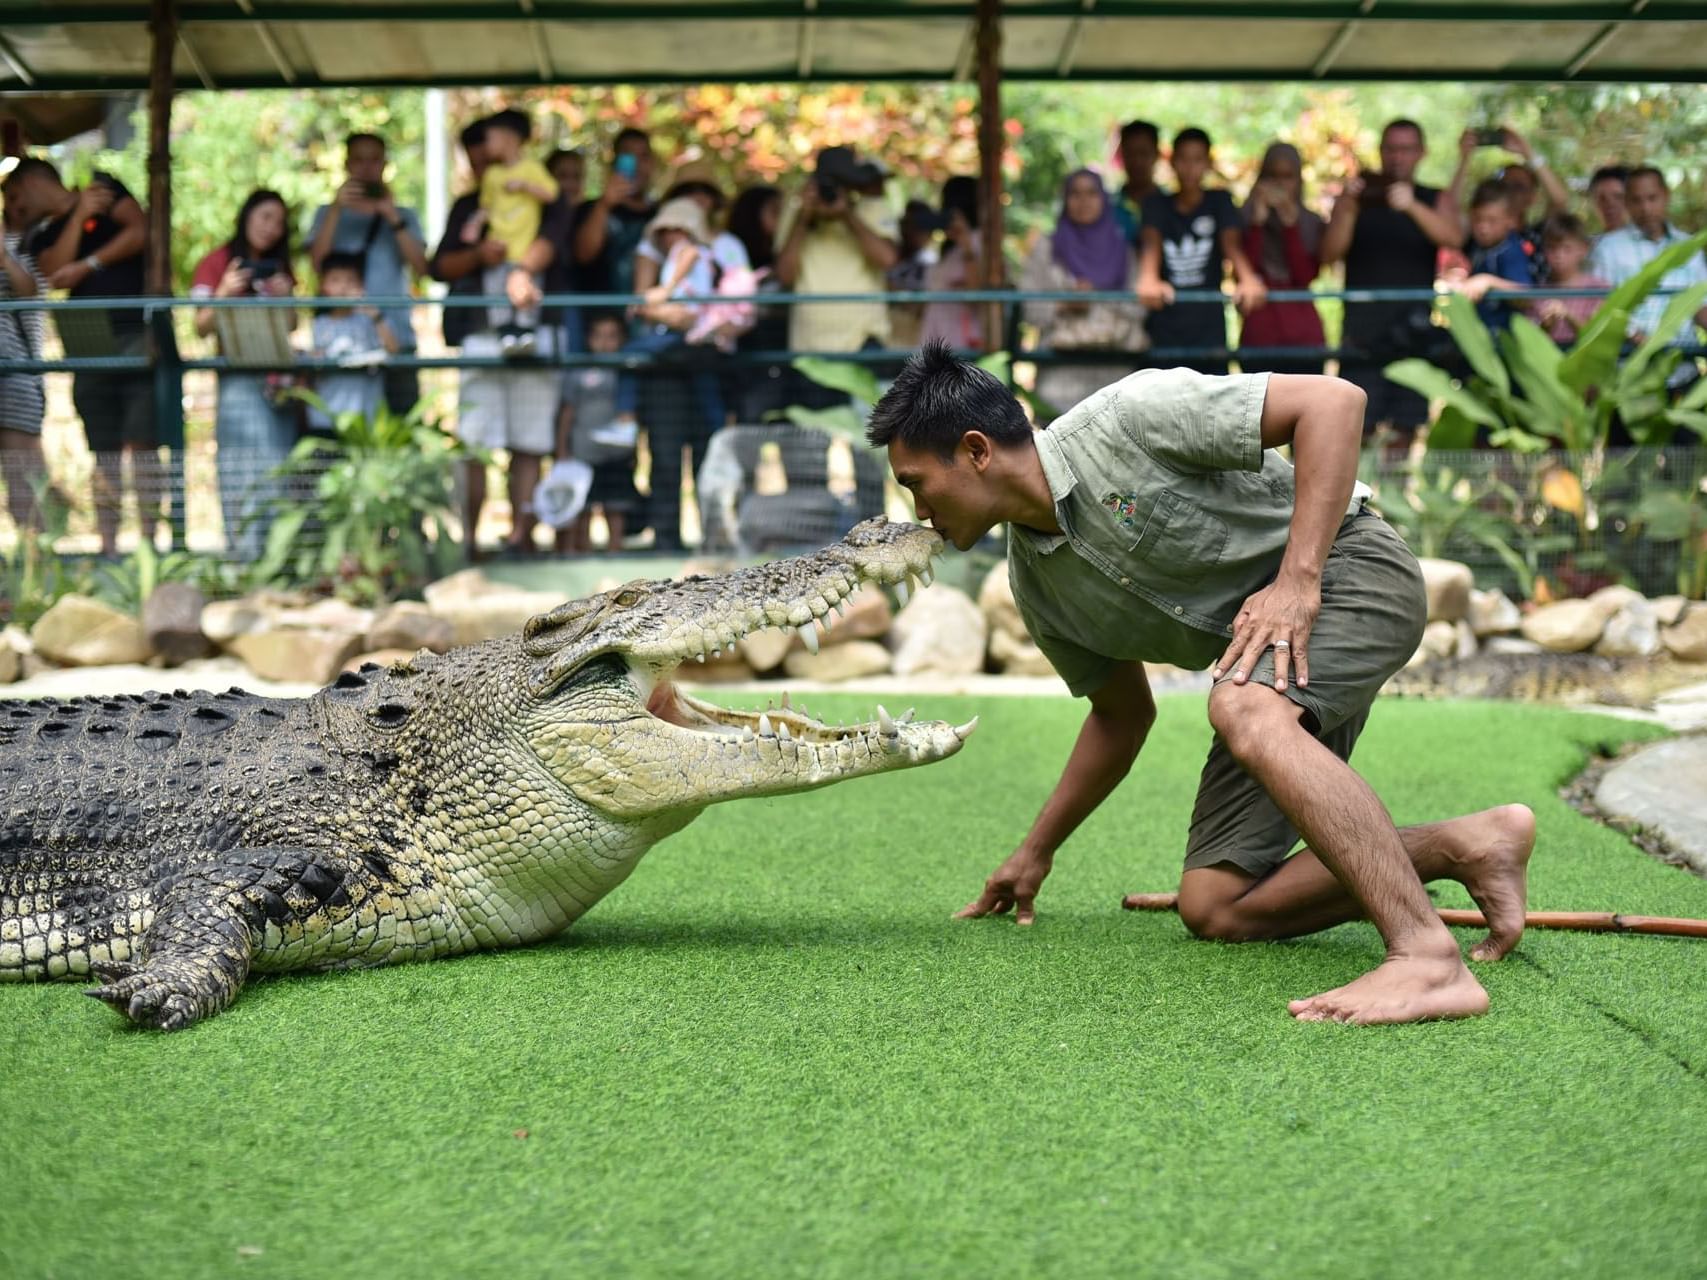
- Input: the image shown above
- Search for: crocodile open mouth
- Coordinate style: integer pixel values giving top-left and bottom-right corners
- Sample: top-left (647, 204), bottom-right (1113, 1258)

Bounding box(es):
top-left (631, 542), bottom-right (976, 748)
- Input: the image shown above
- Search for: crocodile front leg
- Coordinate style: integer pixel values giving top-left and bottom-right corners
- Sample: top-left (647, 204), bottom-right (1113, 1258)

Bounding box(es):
top-left (87, 848), bottom-right (344, 1031)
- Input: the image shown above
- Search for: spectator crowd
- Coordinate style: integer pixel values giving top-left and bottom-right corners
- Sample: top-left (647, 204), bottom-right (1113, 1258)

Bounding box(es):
top-left (1, 108), bottom-right (1704, 558)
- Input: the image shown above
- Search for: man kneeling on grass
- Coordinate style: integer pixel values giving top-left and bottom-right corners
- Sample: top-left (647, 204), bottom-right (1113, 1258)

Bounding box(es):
top-left (867, 341), bottom-right (1536, 1025)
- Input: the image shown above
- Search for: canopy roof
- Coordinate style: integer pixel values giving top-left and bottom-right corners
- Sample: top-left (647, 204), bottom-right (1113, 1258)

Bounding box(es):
top-left (1, 1), bottom-right (1705, 90)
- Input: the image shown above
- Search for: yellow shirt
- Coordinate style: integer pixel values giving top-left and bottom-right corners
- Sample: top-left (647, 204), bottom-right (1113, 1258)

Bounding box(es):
top-left (480, 160), bottom-right (560, 262)
top-left (775, 196), bottom-right (898, 352)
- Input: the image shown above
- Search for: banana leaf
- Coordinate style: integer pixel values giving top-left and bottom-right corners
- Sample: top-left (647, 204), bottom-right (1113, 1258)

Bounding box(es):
top-left (1383, 358), bottom-right (1503, 429)
top-left (791, 356), bottom-right (881, 405)
top-left (1439, 292), bottom-right (1509, 396)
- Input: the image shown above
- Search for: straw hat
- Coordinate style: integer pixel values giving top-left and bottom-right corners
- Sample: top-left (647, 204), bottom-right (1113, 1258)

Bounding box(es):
top-left (645, 196), bottom-right (711, 244)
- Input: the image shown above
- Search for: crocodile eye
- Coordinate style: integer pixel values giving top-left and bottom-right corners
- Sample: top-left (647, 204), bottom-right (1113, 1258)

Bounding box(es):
top-left (613, 589), bottom-right (643, 608)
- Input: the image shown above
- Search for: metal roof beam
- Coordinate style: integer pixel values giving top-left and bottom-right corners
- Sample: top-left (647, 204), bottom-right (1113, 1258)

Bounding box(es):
top-left (177, 29), bottom-right (218, 89)
top-left (1310, 0), bottom-right (1373, 78)
top-left (797, 0), bottom-right (818, 79)
top-left (517, 0), bottom-right (557, 80)
top-left (12, 3), bottom-right (1707, 25)
top-left (0, 33), bottom-right (39, 86)
top-left (232, 0), bottom-right (298, 84)
top-left (1054, 0), bottom-right (1094, 78)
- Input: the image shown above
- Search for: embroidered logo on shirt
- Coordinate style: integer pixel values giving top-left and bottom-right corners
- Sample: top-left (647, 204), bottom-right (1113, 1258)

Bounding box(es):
top-left (1101, 491), bottom-right (1141, 526)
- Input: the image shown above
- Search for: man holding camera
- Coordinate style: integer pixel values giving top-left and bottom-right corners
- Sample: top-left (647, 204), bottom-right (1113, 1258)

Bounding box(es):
top-left (1319, 119), bottom-right (1462, 448)
top-left (775, 146), bottom-right (900, 362)
top-left (307, 132), bottom-right (429, 416)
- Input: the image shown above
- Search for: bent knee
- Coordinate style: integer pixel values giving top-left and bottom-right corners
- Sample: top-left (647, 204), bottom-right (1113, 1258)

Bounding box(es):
top-left (1177, 873), bottom-right (1259, 942)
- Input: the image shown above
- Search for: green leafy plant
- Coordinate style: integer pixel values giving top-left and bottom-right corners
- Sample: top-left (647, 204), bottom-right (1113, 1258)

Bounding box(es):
top-left (89, 539), bottom-right (238, 617)
top-left (1384, 231), bottom-right (1707, 453)
top-left (1627, 460), bottom-right (1707, 599)
top-left (0, 481), bottom-right (90, 630)
top-left (251, 395), bottom-right (481, 606)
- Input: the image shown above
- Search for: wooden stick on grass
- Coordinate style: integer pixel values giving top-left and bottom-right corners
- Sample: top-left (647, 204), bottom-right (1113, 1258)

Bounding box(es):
top-left (1120, 895), bottom-right (1707, 939)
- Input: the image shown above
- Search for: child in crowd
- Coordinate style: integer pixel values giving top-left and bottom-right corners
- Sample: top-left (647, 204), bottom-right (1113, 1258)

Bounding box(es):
top-left (479, 108), bottom-right (559, 356)
top-left (554, 311), bottom-right (641, 553)
top-left (308, 251), bottom-right (397, 433)
top-left (1534, 214), bottom-right (1611, 346)
top-left (1455, 179), bottom-right (1535, 331)
top-left (607, 197), bottom-right (726, 436)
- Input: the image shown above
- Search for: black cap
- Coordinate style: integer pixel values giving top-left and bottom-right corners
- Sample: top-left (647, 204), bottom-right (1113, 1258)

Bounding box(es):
top-left (816, 145), bottom-right (884, 187)
top-left (903, 198), bottom-right (947, 232)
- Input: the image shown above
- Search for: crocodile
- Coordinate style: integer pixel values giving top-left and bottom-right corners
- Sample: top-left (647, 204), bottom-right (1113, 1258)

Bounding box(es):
top-left (0, 518), bottom-right (974, 1031)
top-left (1382, 651), bottom-right (1707, 708)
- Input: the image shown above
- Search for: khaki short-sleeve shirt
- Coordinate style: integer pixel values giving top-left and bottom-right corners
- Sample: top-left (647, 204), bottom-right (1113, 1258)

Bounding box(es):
top-left (1006, 368), bottom-right (1369, 697)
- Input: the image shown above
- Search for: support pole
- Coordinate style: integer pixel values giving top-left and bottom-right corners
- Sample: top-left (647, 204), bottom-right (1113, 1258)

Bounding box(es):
top-left (146, 0), bottom-right (175, 300)
top-left (975, 0), bottom-right (1004, 357)
top-left (148, 0), bottom-right (185, 543)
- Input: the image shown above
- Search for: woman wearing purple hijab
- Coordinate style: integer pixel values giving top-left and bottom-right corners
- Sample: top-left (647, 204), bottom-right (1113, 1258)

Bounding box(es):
top-left (1022, 169), bottom-right (1147, 417)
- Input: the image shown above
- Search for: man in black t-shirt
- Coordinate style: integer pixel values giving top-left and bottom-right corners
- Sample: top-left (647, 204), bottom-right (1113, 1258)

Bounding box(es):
top-left (1320, 120), bottom-right (1463, 446)
top-left (1136, 127), bottom-right (1267, 375)
top-left (572, 127), bottom-right (658, 300)
top-left (3, 157), bottom-right (156, 555)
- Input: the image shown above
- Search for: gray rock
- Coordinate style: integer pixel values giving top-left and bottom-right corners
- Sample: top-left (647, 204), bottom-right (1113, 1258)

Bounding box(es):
top-left (1418, 558), bottom-right (1474, 623)
top-left (978, 561), bottom-right (1029, 643)
top-left (736, 628), bottom-right (795, 674)
top-left (1651, 595), bottom-right (1688, 627)
top-left (1484, 636), bottom-right (1544, 656)
top-left (365, 601), bottom-right (454, 655)
top-left (888, 584), bottom-right (987, 677)
top-left (1420, 619), bottom-right (1459, 660)
top-left (783, 639), bottom-right (892, 682)
top-left (1467, 588), bottom-right (1521, 637)
top-left (227, 627), bottom-right (363, 686)
top-left (431, 589), bottom-right (566, 647)
top-left (1661, 605), bottom-right (1707, 663)
top-left (199, 598), bottom-right (266, 645)
top-left (1594, 737), bottom-right (1707, 875)
top-left (0, 627), bottom-right (21, 684)
top-left (1520, 599), bottom-right (1605, 653)
top-left (29, 594), bottom-right (153, 667)
top-left (142, 582), bottom-right (213, 665)
top-left (1594, 601), bottom-right (1661, 658)
top-left (1454, 619), bottom-right (1479, 660)
top-left (1585, 583), bottom-right (1644, 624)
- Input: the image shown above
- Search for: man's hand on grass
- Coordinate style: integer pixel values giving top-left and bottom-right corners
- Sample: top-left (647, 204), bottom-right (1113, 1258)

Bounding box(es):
top-left (955, 848), bottom-right (1053, 926)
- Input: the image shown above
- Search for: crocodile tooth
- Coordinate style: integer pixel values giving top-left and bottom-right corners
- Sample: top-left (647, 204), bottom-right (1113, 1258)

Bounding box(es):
top-left (899, 707), bottom-right (916, 724)
top-left (758, 713), bottom-right (774, 738)
top-left (953, 715), bottom-right (979, 741)
top-left (695, 653), bottom-right (705, 663)
top-left (711, 649), bottom-right (722, 659)
top-left (742, 726), bottom-right (755, 743)
top-left (798, 623), bottom-right (820, 655)
top-left (780, 692), bottom-right (791, 710)
top-left (877, 704), bottom-right (896, 736)
top-left (919, 567), bottom-right (934, 587)
top-left (820, 611), bottom-right (834, 632)
top-left (777, 722), bottom-right (791, 742)
top-left (895, 579), bottom-right (910, 608)
top-left (837, 598), bottom-right (851, 618)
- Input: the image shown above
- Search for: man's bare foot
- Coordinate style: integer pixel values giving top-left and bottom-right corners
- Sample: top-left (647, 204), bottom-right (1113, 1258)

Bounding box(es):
top-left (1121, 892), bottom-right (1178, 912)
top-left (1444, 803), bottom-right (1535, 962)
top-left (1289, 948), bottom-right (1489, 1025)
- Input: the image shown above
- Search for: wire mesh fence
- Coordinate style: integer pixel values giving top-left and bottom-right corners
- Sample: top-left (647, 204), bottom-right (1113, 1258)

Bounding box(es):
top-left (1, 291), bottom-right (1704, 625)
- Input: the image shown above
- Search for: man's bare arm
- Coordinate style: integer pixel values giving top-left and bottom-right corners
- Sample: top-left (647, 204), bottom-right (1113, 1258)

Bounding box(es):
top-left (956, 661), bottom-right (1155, 925)
top-left (1214, 373), bottom-right (1365, 691)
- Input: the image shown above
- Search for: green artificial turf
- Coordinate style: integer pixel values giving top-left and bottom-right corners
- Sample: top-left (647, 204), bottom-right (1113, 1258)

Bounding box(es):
top-left (4, 697), bottom-right (1705, 1279)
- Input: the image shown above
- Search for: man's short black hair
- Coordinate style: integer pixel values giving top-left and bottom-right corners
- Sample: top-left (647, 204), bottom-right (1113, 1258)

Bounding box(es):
top-left (0, 156), bottom-right (60, 193)
top-left (613, 126), bottom-right (650, 154)
top-left (1173, 127), bottom-right (1211, 153)
top-left (1382, 118), bottom-right (1425, 146)
top-left (585, 309), bottom-right (626, 333)
top-left (487, 108), bottom-right (532, 143)
top-left (1541, 212), bottom-right (1590, 247)
top-left (1627, 165), bottom-right (1667, 191)
top-left (1119, 119), bottom-right (1159, 148)
top-left (1589, 164), bottom-right (1628, 188)
top-left (459, 117), bottom-right (490, 152)
top-left (865, 339), bottom-right (1030, 460)
top-left (346, 132), bottom-right (385, 155)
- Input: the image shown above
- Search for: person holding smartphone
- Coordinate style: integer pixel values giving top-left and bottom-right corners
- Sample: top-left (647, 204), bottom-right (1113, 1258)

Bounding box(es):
top-left (307, 132), bottom-right (428, 415)
top-left (572, 127), bottom-right (658, 302)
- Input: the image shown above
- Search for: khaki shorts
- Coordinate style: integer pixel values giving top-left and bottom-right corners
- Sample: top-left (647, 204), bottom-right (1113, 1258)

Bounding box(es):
top-left (1182, 509), bottom-right (1427, 879)
top-left (456, 331), bottom-right (560, 456)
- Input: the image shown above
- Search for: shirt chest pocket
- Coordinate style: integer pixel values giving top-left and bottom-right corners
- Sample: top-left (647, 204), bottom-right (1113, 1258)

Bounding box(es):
top-left (1127, 489), bottom-right (1229, 572)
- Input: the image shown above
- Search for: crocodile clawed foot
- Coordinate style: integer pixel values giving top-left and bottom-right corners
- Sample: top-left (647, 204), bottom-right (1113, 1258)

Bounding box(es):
top-left (85, 970), bottom-right (201, 1031)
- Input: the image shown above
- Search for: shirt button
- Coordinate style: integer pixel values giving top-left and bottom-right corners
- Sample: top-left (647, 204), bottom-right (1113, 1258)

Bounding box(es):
top-left (1174, 606), bottom-right (1184, 615)
top-left (1119, 577), bottom-right (1131, 586)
